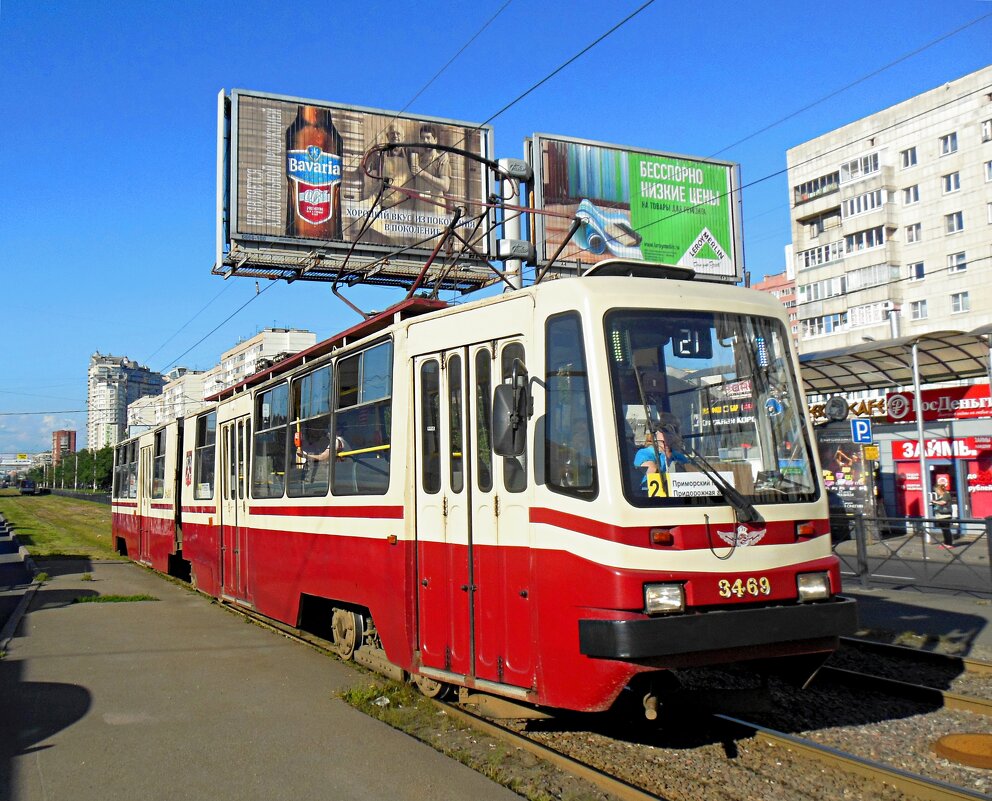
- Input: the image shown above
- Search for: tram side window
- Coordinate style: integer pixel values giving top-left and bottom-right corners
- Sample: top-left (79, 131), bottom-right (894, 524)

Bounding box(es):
top-left (334, 341), bottom-right (392, 495)
top-left (448, 354), bottom-right (464, 492)
top-left (252, 383), bottom-right (289, 498)
top-left (193, 411), bottom-right (217, 500)
top-left (289, 365), bottom-right (332, 498)
top-left (113, 445), bottom-right (126, 497)
top-left (546, 314), bottom-right (597, 498)
top-left (501, 343), bottom-right (527, 493)
top-left (475, 350), bottom-right (493, 492)
top-left (127, 441), bottom-right (138, 499)
top-left (152, 430), bottom-right (167, 499)
top-left (420, 360), bottom-right (441, 494)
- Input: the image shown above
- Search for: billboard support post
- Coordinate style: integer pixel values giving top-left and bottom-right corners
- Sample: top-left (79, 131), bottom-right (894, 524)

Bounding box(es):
top-left (499, 166), bottom-right (522, 290)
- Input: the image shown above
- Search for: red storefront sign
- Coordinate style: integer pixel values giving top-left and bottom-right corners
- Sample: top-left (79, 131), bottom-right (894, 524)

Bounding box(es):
top-left (886, 384), bottom-right (992, 423)
top-left (891, 437), bottom-right (992, 518)
top-left (891, 437), bottom-right (992, 460)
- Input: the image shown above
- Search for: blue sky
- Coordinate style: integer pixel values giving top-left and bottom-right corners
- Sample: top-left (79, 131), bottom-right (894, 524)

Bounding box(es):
top-left (1, 0), bottom-right (990, 453)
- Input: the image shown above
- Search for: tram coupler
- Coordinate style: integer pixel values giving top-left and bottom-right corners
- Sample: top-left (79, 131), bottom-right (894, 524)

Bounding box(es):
top-left (642, 692), bottom-right (660, 721)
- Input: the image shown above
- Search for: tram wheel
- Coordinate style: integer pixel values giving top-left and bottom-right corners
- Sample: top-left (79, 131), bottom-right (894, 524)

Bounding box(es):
top-left (330, 608), bottom-right (363, 660)
top-left (413, 673), bottom-right (452, 700)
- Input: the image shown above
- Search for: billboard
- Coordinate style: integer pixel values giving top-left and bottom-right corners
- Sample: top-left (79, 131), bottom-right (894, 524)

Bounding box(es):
top-left (219, 89), bottom-right (496, 290)
top-left (530, 134), bottom-right (743, 283)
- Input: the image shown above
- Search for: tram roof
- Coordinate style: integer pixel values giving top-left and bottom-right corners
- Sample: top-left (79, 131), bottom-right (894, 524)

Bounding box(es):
top-left (799, 327), bottom-right (992, 395)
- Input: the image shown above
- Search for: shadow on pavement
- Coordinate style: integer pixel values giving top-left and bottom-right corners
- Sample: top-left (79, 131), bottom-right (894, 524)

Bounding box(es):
top-left (0, 659), bottom-right (91, 801)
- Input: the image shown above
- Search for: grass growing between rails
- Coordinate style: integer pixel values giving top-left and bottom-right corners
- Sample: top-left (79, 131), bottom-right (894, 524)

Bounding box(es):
top-left (0, 488), bottom-right (117, 559)
top-left (72, 594), bottom-right (158, 604)
top-left (341, 680), bottom-right (611, 801)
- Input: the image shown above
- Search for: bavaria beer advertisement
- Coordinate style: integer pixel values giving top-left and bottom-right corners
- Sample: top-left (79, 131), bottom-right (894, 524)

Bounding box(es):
top-left (228, 90), bottom-right (493, 259)
top-left (531, 134), bottom-right (743, 283)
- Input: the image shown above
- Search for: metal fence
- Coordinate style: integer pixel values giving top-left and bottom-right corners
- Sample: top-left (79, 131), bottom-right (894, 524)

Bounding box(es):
top-left (831, 514), bottom-right (992, 596)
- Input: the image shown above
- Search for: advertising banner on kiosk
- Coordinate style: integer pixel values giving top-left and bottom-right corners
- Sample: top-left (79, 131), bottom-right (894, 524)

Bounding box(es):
top-left (530, 133), bottom-right (743, 283)
top-left (220, 89), bottom-right (495, 281)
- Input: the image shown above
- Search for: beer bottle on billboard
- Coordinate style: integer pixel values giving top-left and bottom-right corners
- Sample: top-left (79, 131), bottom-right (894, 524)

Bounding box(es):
top-left (285, 105), bottom-right (343, 240)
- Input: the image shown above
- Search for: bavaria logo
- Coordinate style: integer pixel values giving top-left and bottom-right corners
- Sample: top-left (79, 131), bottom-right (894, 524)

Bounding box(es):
top-left (716, 525), bottom-right (766, 547)
top-left (286, 149), bottom-right (342, 187)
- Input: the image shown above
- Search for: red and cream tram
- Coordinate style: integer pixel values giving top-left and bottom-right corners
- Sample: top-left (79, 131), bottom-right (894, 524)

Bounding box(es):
top-left (112, 265), bottom-right (856, 714)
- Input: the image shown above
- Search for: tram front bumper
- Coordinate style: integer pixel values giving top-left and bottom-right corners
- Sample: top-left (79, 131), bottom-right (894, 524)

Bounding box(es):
top-left (578, 597), bottom-right (858, 660)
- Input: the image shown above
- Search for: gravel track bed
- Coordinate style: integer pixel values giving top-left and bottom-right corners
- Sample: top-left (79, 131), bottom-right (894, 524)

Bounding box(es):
top-left (509, 714), bottom-right (909, 801)
top-left (501, 658), bottom-right (992, 801)
top-left (750, 677), bottom-right (992, 796)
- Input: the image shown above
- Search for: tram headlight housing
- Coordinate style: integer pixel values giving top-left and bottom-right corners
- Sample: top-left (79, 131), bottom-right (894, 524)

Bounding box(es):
top-left (796, 571), bottom-right (831, 602)
top-left (644, 583), bottom-right (685, 615)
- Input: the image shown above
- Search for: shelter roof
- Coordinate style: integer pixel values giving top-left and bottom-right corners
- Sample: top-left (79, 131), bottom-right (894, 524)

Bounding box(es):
top-left (799, 328), bottom-right (991, 395)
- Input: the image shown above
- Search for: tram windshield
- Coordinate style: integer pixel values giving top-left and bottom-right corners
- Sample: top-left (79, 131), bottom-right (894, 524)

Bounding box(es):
top-left (605, 309), bottom-right (818, 508)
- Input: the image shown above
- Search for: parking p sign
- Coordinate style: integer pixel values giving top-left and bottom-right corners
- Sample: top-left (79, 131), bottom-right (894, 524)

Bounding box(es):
top-left (851, 418), bottom-right (873, 444)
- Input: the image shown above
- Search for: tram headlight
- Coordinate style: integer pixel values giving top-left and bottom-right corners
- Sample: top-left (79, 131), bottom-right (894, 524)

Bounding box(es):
top-left (796, 572), bottom-right (831, 602)
top-left (644, 583), bottom-right (685, 615)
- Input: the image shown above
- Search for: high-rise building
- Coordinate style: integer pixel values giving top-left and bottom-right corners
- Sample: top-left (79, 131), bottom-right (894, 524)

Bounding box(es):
top-left (752, 267), bottom-right (799, 352)
top-left (51, 430), bottom-right (76, 467)
top-left (87, 354), bottom-right (165, 448)
top-left (787, 65), bottom-right (992, 353)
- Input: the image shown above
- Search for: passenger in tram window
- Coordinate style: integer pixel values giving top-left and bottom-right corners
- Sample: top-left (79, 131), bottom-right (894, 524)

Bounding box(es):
top-left (634, 430), bottom-right (687, 492)
top-left (298, 434), bottom-right (349, 464)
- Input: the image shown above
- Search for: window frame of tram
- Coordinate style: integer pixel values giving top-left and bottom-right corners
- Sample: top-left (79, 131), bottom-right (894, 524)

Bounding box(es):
top-left (193, 411), bottom-right (217, 500)
top-left (251, 382), bottom-right (290, 499)
top-left (332, 339), bottom-right (393, 496)
top-left (288, 364), bottom-right (333, 498)
top-left (152, 429), bottom-right (167, 499)
top-left (420, 359), bottom-right (442, 494)
top-left (127, 441), bottom-right (138, 499)
top-left (501, 342), bottom-right (527, 493)
top-left (545, 313), bottom-right (598, 500)
top-left (475, 350), bottom-right (494, 493)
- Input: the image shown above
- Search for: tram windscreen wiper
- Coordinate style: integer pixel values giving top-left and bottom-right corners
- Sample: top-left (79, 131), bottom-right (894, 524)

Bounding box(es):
top-left (662, 426), bottom-right (764, 524)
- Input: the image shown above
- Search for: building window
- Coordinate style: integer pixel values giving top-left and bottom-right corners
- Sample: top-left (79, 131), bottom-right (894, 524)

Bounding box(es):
top-left (951, 291), bottom-right (970, 314)
top-left (842, 189), bottom-right (885, 218)
top-left (988, 202), bottom-right (992, 224)
top-left (910, 300), bottom-right (928, 320)
top-left (793, 171), bottom-right (840, 205)
top-left (801, 312), bottom-right (847, 337)
top-left (939, 132), bottom-right (958, 155)
top-left (982, 119), bottom-right (992, 142)
top-left (947, 252), bottom-right (967, 273)
top-left (903, 185), bottom-right (920, 205)
top-left (839, 153), bottom-right (880, 183)
top-left (845, 225), bottom-right (885, 251)
top-left (796, 239), bottom-right (845, 271)
top-left (905, 222), bottom-right (921, 243)
top-left (846, 262), bottom-right (899, 291)
top-left (942, 172), bottom-right (960, 194)
top-left (985, 161), bottom-right (992, 183)
top-left (798, 275), bottom-right (846, 303)
top-left (944, 211), bottom-right (964, 234)
top-left (900, 146), bottom-right (917, 168)
top-left (908, 262), bottom-right (925, 281)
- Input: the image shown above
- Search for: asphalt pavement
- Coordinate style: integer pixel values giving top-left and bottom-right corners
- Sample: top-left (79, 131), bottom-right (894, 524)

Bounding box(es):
top-left (0, 554), bottom-right (520, 801)
top-left (5, 519), bottom-right (992, 801)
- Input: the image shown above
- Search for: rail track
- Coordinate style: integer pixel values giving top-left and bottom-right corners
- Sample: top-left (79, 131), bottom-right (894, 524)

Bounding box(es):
top-left (200, 585), bottom-right (992, 801)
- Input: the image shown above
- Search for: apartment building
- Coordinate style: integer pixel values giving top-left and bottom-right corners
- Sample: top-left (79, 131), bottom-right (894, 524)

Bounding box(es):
top-left (201, 328), bottom-right (317, 398)
top-left (51, 430), bottom-right (76, 467)
top-left (87, 354), bottom-right (165, 448)
top-left (787, 65), bottom-right (992, 352)
top-left (751, 267), bottom-right (799, 351)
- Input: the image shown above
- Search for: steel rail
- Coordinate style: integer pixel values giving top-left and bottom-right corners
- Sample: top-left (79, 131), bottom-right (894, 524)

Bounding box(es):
top-left (716, 714), bottom-right (989, 801)
top-left (440, 702), bottom-right (671, 801)
top-left (840, 636), bottom-right (992, 676)
top-left (820, 665), bottom-right (992, 716)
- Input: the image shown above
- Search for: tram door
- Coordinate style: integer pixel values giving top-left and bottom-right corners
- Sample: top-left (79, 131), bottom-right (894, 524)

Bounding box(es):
top-left (415, 343), bottom-right (534, 689)
top-left (219, 416), bottom-right (251, 602)
top-left (137, 444), bottom-right (153, 564)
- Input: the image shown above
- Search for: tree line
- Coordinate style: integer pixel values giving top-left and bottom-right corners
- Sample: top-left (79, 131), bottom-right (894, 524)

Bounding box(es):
top-left (27, 447), bottom-right (115, 491)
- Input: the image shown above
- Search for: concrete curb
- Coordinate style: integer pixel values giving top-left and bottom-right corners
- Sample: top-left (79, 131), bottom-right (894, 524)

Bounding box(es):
top-left (0, 513), bottom-right (42, 654)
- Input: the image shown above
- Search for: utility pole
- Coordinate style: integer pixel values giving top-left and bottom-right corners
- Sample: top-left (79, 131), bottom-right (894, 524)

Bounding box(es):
top-left (74, 452), bottom-right (78, 490)
top-left (93, 448), bottom-right (97, 491)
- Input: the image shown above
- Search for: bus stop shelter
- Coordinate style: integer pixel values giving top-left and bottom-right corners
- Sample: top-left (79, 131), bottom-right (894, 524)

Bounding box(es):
top-left (798, 325), bottom-right (992, 517)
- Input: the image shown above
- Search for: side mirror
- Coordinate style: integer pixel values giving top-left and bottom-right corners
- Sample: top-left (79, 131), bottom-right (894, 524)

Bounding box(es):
top-left (493, 364), bottom-right (528, 457)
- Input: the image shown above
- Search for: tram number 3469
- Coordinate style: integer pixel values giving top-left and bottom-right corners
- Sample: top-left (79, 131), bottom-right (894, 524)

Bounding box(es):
top-left (718, 576), bottom-right (772, 599)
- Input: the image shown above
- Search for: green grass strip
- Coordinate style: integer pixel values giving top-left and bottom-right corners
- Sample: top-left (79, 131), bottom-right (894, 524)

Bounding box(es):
top-left (72, 594), bottom-right (158, 604)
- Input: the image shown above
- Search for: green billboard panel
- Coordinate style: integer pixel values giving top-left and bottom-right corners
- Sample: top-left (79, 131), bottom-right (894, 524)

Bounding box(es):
top-left (532, 134), bottom-right (743, 283)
